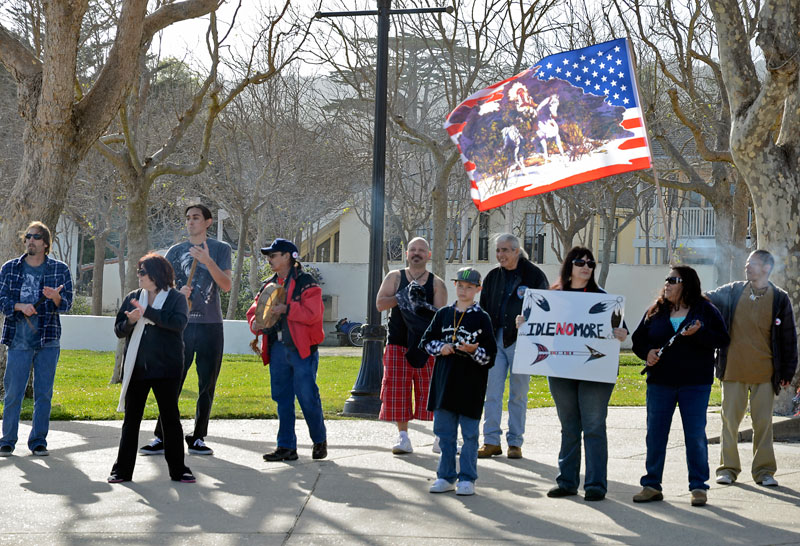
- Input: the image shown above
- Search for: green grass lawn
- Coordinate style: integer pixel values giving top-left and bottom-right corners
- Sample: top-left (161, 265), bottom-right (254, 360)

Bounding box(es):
top-left (3, 350), bottom-right (721, 420)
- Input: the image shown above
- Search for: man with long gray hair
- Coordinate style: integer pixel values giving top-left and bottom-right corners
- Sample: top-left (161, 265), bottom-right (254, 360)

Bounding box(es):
top-left (478, 234), bottom-right (548, 460)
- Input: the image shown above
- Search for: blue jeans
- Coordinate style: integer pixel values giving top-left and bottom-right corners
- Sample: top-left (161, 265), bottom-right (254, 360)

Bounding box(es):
top-left (1, 345), bottom-right (60, 451)
top-left (641, 383), bottom-right (711, 491)
top-left (482, 329), bottom-right (530, 447)
top-left (434, 409), bottom-right (479, 483)
top-left (269, 342), bottom-right (326, 450)
top-left (548, 377), bottom-right (614, 494)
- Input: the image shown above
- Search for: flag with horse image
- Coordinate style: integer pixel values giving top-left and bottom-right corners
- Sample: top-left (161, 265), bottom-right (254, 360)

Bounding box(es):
top-left (445, 38), bottom-right (652, 211)
top-left (513, 289), bottom-right (625, 384)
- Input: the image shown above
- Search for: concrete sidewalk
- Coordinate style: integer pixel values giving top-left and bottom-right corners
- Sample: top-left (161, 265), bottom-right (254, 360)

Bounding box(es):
top-left (1, 408), bottom-right (799, 545)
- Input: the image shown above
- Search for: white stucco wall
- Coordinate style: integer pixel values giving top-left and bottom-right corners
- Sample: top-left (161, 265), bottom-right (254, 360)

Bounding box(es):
top-left (60, 315), bottom-right (256, 354)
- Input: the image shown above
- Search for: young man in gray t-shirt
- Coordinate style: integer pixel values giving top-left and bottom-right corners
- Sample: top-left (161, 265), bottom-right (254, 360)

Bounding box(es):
top-left (140, 204), bottom-right (232, 456)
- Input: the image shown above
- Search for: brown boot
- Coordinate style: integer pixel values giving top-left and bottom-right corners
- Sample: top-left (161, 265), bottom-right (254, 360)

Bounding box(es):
top-left (632, 486), bottom-right (663, 503)
top-left (507, 446), bottom-right (523, 459)
top-left (477, 444), bottom-right (502, 458)
top-left (691, 489), bottom-right (707, 506)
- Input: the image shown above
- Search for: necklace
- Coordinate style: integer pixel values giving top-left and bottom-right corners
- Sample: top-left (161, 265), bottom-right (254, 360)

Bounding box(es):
top-left (452, 307), bottom-right (467, 342)
top-left (408, 268), bottom-right (427, 282)
top-left (749, 282), bottom-right (768, 301)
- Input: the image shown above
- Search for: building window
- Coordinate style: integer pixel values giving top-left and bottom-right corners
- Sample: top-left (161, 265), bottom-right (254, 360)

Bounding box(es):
top-left (446, 220), bottom-right (461, 261)
top-left (598, 218), bottom-right (619, 263)
top-left (386, 236), bottom-right (403, 262)
top-left (524, 213), bottom-right (544, 263)
top-left (333, 231), bottom-right (340, 263)
top-left (478, 213), bottom-right (489, 261)
top-left (315, 238), bottom-right (331, 263)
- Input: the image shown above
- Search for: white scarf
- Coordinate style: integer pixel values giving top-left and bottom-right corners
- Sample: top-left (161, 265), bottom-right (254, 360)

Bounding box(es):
top-left (117, 289), bottom-right (169, 412)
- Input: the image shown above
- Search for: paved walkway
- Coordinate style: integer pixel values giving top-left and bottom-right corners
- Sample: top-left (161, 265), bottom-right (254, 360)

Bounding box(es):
top-left (1, 408), bottom-right (799, 545)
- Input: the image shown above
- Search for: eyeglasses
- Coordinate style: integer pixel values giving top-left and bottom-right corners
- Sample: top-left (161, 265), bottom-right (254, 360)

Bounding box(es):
top-left (572, 259), bottom-right (596, 269)
top-left (24, 233), bottom-right (43, 240)
top-left (665, 276), bottom-right (683, 285)
top-left (137, 269), bottom-right (148, 277)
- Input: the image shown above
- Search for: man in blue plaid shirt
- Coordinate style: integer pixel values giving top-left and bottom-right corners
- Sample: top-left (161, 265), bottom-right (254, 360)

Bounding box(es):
top-left (0, 221), bottom-right (72, 457)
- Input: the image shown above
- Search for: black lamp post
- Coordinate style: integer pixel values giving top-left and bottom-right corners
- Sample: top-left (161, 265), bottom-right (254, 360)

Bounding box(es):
top-left (316, 1), bottom-right (452, 417)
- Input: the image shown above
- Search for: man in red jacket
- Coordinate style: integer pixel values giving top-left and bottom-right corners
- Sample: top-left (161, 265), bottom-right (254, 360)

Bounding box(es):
top-left (247, 238), bottom-right (327, 462)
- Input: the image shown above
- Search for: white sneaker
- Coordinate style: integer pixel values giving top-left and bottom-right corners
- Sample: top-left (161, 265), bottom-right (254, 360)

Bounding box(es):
top-left (432, 436), bottom-right (441, 454)
top-left (715, 474), bottom-right (734, 485)
top-left (456, 480), bottom-right (475, 496)
top-left (392, 434), bottom-right (413, 454)
top-left (429, 478), bottom-right (455, 493)
top-left (759, 475), bottom-right (779, 487)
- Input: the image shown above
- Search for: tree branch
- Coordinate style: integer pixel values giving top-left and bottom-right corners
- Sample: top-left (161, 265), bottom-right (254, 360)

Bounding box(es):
top-left (0, 24), bottom-right (42, 81)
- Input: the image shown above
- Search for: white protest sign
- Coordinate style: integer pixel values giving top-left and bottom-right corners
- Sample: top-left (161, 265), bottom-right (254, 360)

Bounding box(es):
top-left (512, 289), bottom-right (624, 384)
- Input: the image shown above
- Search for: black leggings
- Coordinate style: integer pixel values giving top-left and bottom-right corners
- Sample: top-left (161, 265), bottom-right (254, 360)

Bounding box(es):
top-left (112, 377), bottom-right (188, 480)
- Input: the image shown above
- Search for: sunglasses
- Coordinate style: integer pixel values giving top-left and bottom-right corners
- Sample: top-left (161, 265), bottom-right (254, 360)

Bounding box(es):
top-left (665, 276), bottom-right (683, 285)
top-left (572, 259), bottom-right (596, 269)
top-left (137, 269), bottom-right (148, 277)
top-left (24, 233), bottom-right (43, 240)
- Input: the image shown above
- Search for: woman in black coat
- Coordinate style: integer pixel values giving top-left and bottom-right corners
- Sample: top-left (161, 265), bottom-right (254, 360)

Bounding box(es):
top-left (631, 265), bottom-right (728, 507)
top-left (108, 252), bottom-right (194, 484)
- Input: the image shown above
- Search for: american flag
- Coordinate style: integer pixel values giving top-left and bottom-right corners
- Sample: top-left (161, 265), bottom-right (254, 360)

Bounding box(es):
top-left (445, 38), bottom-right (652, 211)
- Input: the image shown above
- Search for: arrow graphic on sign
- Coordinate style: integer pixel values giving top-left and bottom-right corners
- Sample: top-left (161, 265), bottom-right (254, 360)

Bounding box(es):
top-left (532, 343), bottom-right (606, 364)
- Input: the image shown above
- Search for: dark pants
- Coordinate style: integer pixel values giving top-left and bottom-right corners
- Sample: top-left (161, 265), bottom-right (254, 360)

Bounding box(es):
top-left (113, 377), bottom-right (188, 480)
top-left (155, 323), bottom-right (224, 440)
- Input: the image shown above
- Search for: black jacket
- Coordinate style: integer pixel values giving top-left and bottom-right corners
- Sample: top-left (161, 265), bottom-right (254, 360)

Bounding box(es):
top-left (706, 281), bottom-right (798, 394)
top-left (480, 257), bottom-right (548, 348)
top-left (632, 299), bottom-right (729, 387)
top-left (115, 288), bottom-right (188, 380)
top-left (421, 303), bottom-right (497, 419)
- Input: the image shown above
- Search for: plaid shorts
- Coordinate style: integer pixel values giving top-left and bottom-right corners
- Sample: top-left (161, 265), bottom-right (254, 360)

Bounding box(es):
top-left (379, 343), bottom-right (435, 422)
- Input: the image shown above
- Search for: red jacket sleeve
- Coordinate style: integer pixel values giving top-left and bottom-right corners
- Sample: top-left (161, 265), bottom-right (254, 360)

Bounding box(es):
top-left (287, 284), bottom-right (323, 325)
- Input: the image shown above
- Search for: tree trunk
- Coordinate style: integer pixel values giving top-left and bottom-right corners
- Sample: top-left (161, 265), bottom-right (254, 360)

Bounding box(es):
top-left (430, 168), bottom-right (448, 279)
top-left (91, 231), bottom-right (108, 315)
top-left (123, 182), bottom-right (151, 293)
top-left (227, 212), bottom-right (250, 319)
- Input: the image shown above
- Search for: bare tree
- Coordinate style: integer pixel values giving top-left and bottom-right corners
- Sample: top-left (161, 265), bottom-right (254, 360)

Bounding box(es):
top-left (706, 0), bottom-right (800, 408)
top-left (0, 0), bottom-right (222, 264)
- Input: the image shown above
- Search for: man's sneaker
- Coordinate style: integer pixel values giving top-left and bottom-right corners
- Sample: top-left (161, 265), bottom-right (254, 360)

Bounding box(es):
top-left (715, 474), bottom-right (734, 485)
top-left (432, 436), bottom-right (441, 454)
top-left (477, 443), bottom-right (502, 458)
top-left (31, 445), bottom-right (49, 456)
top-left (139, 438), bottom-right (164, 456)
top-left (691, 488), bottom-right (707, 506)
top-left (456, 480), bottom-right (475, 496)
top-left (312, 441), bottom-right (328, 460)
top-left (263, 447), bottom-right (298, 462)
top-left (429, 478), bottom-right (455, 493)
top-left (392, 434), bottom-right (413, 454)
top-left (758, 475), bottom-right (779, 487)
top-left (0, 445), bottom-right (13, 457)
top-left (187, 437), bottom-right (214, 456)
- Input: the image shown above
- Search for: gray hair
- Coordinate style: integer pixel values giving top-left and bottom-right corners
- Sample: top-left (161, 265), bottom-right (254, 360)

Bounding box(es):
top-left (495, 233), bottom-right (529, 259)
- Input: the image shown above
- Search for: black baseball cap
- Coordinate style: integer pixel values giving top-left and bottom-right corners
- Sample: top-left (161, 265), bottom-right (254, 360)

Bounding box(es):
top-left (452, 267), bottom-right (481, 286)
top-left (261, 238), bottom-right (299, 258)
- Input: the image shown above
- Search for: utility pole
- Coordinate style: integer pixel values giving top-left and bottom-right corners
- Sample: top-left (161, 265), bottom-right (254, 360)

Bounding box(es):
top-left (316, 1), bottom-right (452, 417)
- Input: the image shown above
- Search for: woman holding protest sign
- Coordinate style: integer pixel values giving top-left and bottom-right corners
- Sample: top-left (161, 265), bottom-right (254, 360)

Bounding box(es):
top-left (631, 265), bottom-right (728, 507)
top-left (533, 246), bottom-right (628, 502)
